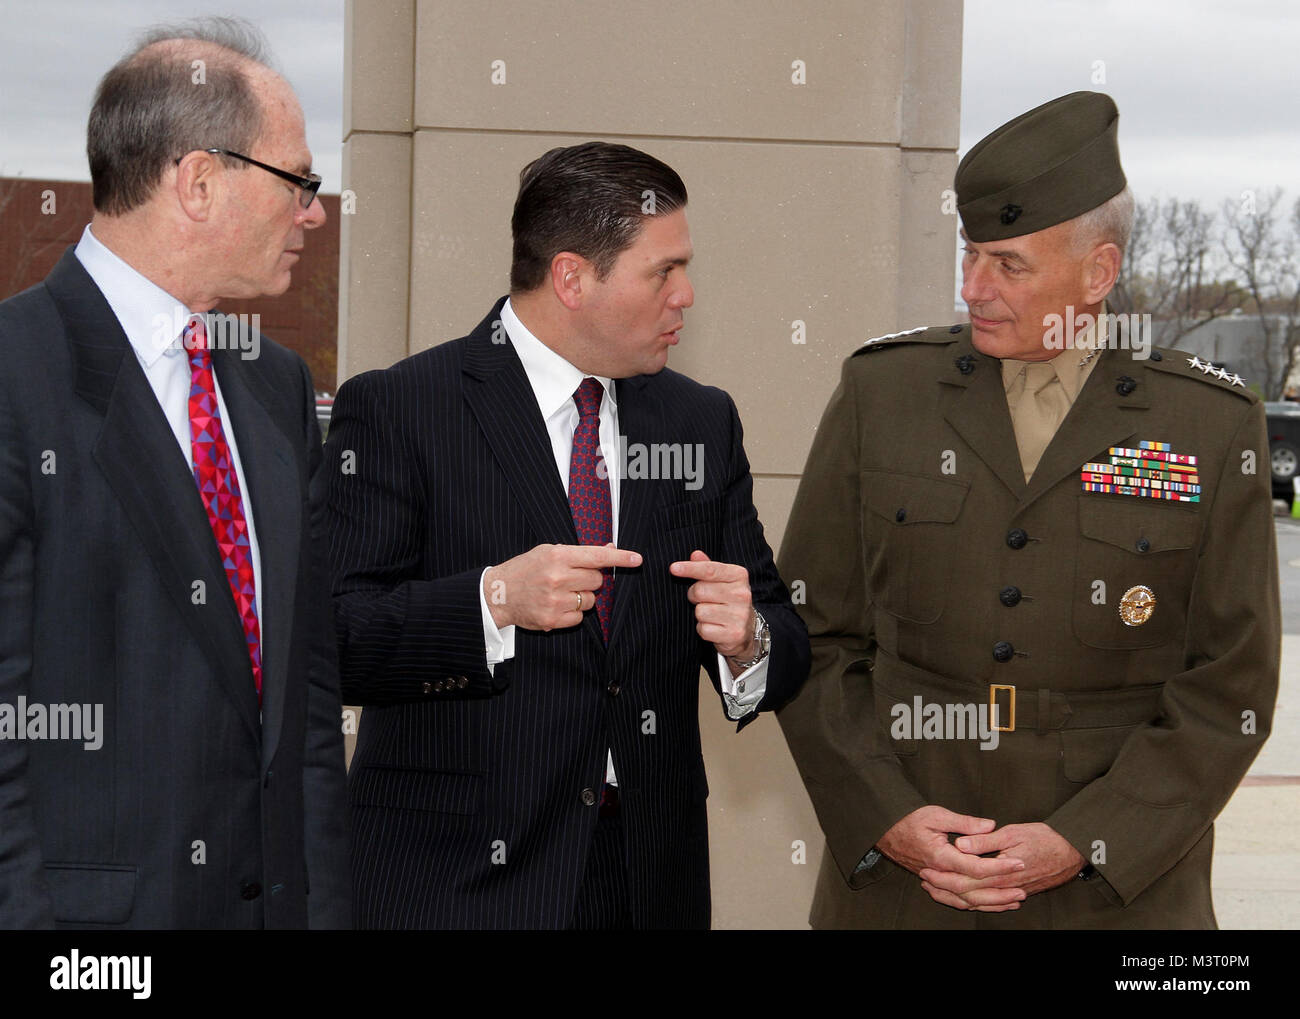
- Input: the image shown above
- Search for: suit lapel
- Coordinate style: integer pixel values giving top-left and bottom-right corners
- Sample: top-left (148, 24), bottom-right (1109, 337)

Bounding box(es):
top-left (608, 374), bottom-right (664, 645)
top-left (212, 343), bottom-right (299, 766)
top-left (461, 304), bottom-right (578, 549)
top-left (1020, 350), bottom-right (1146, 510)
top-left (941, 341), bottom-right (1027, 498)
top-left (47, 251), bottom-right (261, 740)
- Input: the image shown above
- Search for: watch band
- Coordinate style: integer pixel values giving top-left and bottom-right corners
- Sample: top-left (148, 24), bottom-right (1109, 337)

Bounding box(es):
top-left (729, 609), bottom-right (769, 669)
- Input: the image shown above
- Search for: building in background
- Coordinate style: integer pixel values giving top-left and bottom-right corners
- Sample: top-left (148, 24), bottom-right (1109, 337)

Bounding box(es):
top-left (0, 177), bottom-right (340, 394)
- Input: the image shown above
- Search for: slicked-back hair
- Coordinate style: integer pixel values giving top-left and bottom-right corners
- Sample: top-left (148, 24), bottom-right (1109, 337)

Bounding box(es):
top-left (87, 16), bottom-right (273, 215)
top-left (510, 142), bottom-right (688, 293)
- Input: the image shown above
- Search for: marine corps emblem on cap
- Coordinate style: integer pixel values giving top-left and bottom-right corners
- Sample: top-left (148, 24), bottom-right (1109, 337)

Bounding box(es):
top-left (955, 91), bottom-right (1127, 241)
top-left (1119, 585), bottom-right (1156, 627)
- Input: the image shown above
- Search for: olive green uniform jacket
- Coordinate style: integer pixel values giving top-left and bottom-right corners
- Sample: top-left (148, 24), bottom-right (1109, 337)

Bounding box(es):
top-left (777, 324), bottom-right (1280, 929)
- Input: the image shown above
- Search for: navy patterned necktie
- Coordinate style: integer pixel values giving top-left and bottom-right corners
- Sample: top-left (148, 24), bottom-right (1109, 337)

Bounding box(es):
top-left (568, 377), bottom-right (613, 639)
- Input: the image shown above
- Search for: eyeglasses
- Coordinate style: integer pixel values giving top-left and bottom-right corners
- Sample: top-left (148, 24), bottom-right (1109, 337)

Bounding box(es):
top-left (180, 148), bottom-right (322, 208)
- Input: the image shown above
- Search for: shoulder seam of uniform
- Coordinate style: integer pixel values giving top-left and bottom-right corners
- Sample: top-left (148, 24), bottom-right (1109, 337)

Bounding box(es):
top-left (851, 324), bottom-right (963, 356)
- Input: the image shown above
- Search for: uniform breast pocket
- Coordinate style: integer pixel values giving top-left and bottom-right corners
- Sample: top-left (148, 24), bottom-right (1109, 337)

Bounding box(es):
top-left (861, 471), bottom-right (969, 624)
top-left (1071, 495), bottom-right (1201, 649)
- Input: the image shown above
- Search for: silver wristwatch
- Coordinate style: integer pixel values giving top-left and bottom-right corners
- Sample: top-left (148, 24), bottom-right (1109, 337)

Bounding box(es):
top-left (730, 609), bottom-right (770, 669)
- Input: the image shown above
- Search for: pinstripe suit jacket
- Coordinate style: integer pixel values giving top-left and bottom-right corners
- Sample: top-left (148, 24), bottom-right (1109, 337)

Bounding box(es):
top-left (325, 298), bottom-right (809, 929)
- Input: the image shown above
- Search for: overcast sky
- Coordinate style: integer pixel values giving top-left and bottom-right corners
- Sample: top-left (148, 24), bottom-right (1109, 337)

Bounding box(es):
top-left (1, 0), bottom-right (1296, 212)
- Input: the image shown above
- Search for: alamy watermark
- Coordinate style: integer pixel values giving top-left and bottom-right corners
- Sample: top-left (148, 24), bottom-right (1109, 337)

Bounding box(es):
top-left (151, 308), bottom-right (262, 361)
top-left (0, 697), bottom-right (103, 750)
top-left (890, 696), bottom-right (1001, 750)
top-left (597, 436), bottom-right (705, 491)
top-left (1042, 307), bottom-right (1151, 360)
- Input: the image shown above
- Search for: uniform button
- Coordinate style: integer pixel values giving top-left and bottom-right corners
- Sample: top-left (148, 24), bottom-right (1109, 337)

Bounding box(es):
top-left (992, 641), bottom-right (1014, 663)
top-left (1006, 528), bottom-right (1028, 550)
top-left (895, 508), bottom-right (906, 522)
top-left (1116, 376), bottom-right (1137, 396)
top-left (580, 788), bottom-right (597, 806)
top-left (240, 881), bottom-right (262, 901)
top-left (949, 324), bottom-right (962, 334)
top-left (1150, 350), bottom-right (1163, 362)
top-left (607, 680), bottom-right (621, 696)
top-left (1136, 537), bottom-right (1150, 553)
top-left (421, 681), bottom-right (432, 695)
top-left (456, 676), bottom-right (468, 689)
top-left (999, 586), bottom-right (1022, 607)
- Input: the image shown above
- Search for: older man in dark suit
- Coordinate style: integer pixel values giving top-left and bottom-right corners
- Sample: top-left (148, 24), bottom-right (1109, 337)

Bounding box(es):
top-left (0, 18), bottom-right (349, 928)
top-left (326, 141), bottom-right (809, 929)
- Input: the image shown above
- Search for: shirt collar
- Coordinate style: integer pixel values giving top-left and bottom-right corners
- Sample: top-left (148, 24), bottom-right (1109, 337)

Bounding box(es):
top-left (73, 224), bottom-right (197, 369)
top-left (999, 301), bottom-right (1108, 400)
top-left (500, 297), bottom-right (616, 420)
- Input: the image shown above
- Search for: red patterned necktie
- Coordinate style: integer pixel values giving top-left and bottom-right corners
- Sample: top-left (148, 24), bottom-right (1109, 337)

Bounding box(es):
top-left (185, 317), bottom-right (263, 702)
top-left (568, 377), bottom-right (613, 640)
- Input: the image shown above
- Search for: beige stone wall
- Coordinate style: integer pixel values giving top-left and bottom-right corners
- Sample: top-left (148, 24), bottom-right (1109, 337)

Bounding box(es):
top-left (341, 0), bottom-right (964, 928)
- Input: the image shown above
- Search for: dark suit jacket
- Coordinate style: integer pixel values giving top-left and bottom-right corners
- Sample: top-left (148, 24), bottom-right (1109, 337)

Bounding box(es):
top-left (325, 298), bottom-right (809, 929)
top-left (0, 248), bottom-right (351, 929)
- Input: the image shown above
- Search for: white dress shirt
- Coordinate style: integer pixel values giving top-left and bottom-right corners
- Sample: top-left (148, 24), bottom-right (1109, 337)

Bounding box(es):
top-left (477, 299), bottom-right (768, 782)
top-left (74, 225), bottom-right (263, 630)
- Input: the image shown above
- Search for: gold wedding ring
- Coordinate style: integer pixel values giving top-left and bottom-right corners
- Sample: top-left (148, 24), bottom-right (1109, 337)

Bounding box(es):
top-left (575, 592), bottom-right (583, 612)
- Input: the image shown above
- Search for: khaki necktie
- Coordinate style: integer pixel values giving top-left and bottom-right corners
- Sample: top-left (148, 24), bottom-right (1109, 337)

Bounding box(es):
top-left (1006, 360), bottom-right (1071, 482)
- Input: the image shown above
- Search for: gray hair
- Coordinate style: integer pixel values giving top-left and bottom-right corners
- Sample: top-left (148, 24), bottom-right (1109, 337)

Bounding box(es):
top-left (1072, 185), bottom-right (1135, 260)
top-left (87, 17), bottom-right (275, 215)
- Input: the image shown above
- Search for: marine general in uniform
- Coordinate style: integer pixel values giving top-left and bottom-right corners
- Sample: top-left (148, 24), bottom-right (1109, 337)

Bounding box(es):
top-left (777, 92), bottom-right (1281, 928)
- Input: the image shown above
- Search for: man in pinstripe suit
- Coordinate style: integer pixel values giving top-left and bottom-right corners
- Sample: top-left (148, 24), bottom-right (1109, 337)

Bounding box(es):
top-left (325, 142), bottom-right (809, 929)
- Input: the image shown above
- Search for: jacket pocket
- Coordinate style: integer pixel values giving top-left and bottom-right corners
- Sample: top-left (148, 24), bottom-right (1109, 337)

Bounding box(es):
top-left (1071, 495), bottom-right (1201, 649)
top-left (350, 765), bottom-right (484, 816)
top-left (861, 471), bottom-right (969, 624)
top-left (45, 862), bottom-right (137, 926)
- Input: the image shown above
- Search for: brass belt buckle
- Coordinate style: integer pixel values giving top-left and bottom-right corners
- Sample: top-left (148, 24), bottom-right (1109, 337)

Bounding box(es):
top-left (989, 684), bottom-right (1016, 732)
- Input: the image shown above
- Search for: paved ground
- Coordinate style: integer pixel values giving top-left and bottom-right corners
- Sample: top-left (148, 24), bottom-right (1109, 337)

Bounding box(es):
top-left (1213, 512), bottom-right (1300, 929)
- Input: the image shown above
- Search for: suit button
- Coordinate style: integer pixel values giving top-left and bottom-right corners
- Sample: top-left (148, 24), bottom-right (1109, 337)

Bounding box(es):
top-left (580, 788), bottom-right (597, 806)
top-left (1006, 528), bottom-right (1028, 550)
top-left (607, 680), bottom-right (621, 696)
top-left (1136, 537), bottom-right (1150, 553)
top-left (992, 641), bottom-right (1014, 663)
top-left (456, 676), bottom-right (468, 689)
top-left (895, 508), bottom-right (906, 522)
top-left (421, 681), bottom-right (432, 695)
top-left (433, 679), bottom-right (445, 692)
top-left (240, 881), bottom-right (262, 901)
top-left (999, 586), bottom-right (1022, 607)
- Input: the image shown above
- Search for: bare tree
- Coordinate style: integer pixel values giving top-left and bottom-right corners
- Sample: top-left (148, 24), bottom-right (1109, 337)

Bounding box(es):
top-left (1123, 196), bottom-right (1241, 345)
top-left (1222, 187), bottom-right (1300, 400)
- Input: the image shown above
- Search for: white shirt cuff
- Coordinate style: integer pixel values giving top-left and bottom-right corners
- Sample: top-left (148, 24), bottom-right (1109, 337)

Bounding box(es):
top-left (479, 567), bottom-right (516, 674)
top-left (718, 651), bottom-right (768, 720)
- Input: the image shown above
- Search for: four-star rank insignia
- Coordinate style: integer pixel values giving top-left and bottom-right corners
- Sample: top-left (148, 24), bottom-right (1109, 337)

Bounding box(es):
top-left (1186, 355), bottom-right (1245, 387)
top-left (1081, 440), bottom-right (1201, 502)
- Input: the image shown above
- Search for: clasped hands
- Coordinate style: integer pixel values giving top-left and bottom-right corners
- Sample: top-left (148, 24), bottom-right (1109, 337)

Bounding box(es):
top-left (877, 805), bottom-right (1085, 912)
top-left (484, 543), bottom-right (757, 662)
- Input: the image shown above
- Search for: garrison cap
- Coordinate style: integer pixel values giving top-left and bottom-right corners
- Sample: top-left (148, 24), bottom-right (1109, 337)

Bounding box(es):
top-left (956, 91), bottom-right (1126, 241)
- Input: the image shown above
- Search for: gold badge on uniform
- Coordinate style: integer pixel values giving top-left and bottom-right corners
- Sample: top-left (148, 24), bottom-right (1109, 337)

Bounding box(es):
top-left (1119, 585), bottom-right (1156, 626)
